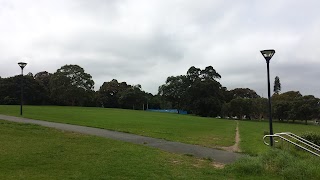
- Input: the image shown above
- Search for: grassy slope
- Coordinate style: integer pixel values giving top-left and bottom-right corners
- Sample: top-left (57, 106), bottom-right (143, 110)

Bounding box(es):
top-left (239, 120), bottom-right (320, 155)
top-left (0, 105), bottom-right (236, 147)
top-left (0, 120), bottom-right (229, 180)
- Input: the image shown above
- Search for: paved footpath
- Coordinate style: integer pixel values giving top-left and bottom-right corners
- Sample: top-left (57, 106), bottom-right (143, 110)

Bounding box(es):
top-left (0, 114), bottom-right (243, 164)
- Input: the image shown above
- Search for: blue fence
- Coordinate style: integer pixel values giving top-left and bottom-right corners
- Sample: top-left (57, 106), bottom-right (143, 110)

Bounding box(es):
top-left (146, 109), bottom-right (187, 115)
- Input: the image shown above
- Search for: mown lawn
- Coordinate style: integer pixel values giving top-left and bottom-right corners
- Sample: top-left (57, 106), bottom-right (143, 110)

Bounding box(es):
top-left (0, 105), bottom-right (319, 156)
top-left (1, 120), bottom-right (319, 179)
top-left (239, 120), bottom-right (320, 155)
top-left (0, 105), bottom-right (236, 147)
top-left (0, 120), bottom-right (228, 179)
top-left (1, 105), bottom-right (320, 179)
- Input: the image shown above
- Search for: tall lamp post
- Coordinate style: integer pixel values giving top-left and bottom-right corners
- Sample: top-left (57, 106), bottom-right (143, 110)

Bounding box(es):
top-left (260, 49), bottom-right (275, 146)
top-left (18, 62), bottom-right (27, 116)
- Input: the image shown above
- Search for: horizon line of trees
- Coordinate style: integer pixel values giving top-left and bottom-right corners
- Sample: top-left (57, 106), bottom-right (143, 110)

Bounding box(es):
top-left (0, 64), bottom-right (319, 124)
top-left (0, 64), bottom-right (166, 110)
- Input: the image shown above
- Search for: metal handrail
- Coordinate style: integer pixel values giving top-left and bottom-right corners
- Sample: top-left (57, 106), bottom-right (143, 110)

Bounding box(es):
top-left (263, 132), bottom-right (320, 157)
top-left (275, 132), bottom-right (320, 153)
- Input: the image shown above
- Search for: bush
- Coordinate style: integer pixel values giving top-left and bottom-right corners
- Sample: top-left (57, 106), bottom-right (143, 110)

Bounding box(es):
top-left (301, 132), bottom-right (320, 146)
top-left (2, 96), bottom-right (19, 105)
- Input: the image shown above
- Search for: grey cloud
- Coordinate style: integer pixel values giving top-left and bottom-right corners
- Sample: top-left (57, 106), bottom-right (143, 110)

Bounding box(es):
top-left (1, 0), bottom-right (320, 97)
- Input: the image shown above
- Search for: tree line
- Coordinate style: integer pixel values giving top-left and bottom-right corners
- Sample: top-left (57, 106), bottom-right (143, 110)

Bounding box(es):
top-left (0, 65), bottom-right (163, 110)
top-left (0, 64), bottom-right (319, 123)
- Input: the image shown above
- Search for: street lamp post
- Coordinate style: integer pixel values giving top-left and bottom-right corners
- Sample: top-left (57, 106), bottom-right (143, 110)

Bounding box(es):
top-left (260, 49), bottom-right (275, 146)
top-left (18, 62), bottom-right (27, 116)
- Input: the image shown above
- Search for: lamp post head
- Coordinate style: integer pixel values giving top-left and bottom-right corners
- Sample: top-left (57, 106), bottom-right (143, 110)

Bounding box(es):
top-left (260, 49), bottom-right (275, 62)
top-left (18, 62), bottom-right (27, 69)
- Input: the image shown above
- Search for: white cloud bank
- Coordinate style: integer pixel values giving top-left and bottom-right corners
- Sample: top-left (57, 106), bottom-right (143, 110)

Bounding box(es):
top-left (1, 0), bottom-right (320, 97)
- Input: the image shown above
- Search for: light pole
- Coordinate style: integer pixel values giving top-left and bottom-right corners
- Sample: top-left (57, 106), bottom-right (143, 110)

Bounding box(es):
top-left (260, 49), bottom-right (275, 146)
top-left (18, 62), bottom-right (27, 116)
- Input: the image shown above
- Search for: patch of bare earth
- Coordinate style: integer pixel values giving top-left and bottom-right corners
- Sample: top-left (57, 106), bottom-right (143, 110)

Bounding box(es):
top-left (219, 120), bottom-right (241, 153)
top-left (192, 159), bottom-right (225, 169)
top-left (192, 159), bottom-right (205, 168)
top-left (211, 162), bottom-right (225, 169)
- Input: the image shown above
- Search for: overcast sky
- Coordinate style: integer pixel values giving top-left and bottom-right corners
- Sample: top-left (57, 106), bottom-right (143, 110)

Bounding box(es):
top-left (1, 0), bottom-right (319, 97)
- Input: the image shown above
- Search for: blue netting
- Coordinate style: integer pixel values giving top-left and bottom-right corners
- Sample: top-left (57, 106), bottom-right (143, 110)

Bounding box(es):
top-left (146, 109), bottom-right (187, 115)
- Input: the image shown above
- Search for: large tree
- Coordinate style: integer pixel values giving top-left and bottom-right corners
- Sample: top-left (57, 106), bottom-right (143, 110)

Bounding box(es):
top-left (272, 91), bottom-right (320, 123)
top-left (50, 64), bottom-right (94, 106)
top-left (158, 75), bottom-right (188, 111)
top-left (145, 94), bottom-right (163, 109)
top-left (34, 71), bottom-right (52, 104)
top-left (118, 84), bottom-right (147, 110)
top-left (200, 66), bottom-right (221, 80)
top-left (186, 66), bottom-right (201, 83)
top-left (186, 66), bottom-right (221, 83)
top-left (222, 97), bottom-right (267, 120)
top-left (274, 76), bottom-right (281, 94)
top-left (289, 95), bottom-right (320, 124)
top-left (34, 71), bottom-right (51, 88)
top-left (229, 98), bottom-right (248, 119)
top-left (272, 91), bottom-right (302, 102)
top-left (186, 80), bottom-right (224, 116)
top-left (228, 88), bottom-right (260, 99)
top-left (0, 75), bottom-right (47, 105)
top-left (159, 66), bottom-right (224, 116)
top-left (98, 79), bottom-right (131, 108)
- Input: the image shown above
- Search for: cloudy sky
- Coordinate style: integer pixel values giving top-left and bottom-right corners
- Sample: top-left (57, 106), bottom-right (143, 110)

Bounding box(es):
top-left (1, 0), bottom-right (320, 97)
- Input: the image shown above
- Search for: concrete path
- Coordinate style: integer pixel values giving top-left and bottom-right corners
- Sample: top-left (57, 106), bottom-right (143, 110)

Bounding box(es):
top-left (0, 114), bottom-right (243, 164)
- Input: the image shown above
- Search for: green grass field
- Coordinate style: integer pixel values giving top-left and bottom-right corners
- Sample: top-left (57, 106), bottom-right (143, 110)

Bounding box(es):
top-left (0, 120), bottom-right (228, 179)
top-left (0, 105), bottom-right (236, 147)
top-left (1, 105), bottom-right (320, 179)
top-left (1, 120), bottom-right (319, 179)
top-left (0, 105), bottom-right (319, 155)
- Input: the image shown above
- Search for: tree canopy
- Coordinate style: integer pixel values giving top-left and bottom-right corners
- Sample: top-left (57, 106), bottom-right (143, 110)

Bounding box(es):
top-left (158, 66), bottom-right (225, 116)
top-left (274, 76), bottom-right (281, 94)
top-left (50, 64), bottom-right (95, 106)
top-left (1, 64), bottom-right (319, 123)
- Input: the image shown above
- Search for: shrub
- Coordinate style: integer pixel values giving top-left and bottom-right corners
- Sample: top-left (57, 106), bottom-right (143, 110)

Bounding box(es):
top-left (301, 132), bottom-right (320, 146)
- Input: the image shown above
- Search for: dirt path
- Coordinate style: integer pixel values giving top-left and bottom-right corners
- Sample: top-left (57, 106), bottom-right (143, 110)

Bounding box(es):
top-left (220, 120), bottom-right (241, 152)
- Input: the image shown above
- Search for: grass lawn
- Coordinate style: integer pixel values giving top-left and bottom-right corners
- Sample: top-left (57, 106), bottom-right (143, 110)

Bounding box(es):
top-left (0, 105), bottom-right (236, 148)
top-left (0, 105), bottom-right (319, 156)
top-left (1, 105), bottom-right (320, 179)
top-left (1, 120), bottom-right (319, 179)
top-left (0, 120), bottom-right (228, 179)
top-left (239, 120), bottom-right (320, 155)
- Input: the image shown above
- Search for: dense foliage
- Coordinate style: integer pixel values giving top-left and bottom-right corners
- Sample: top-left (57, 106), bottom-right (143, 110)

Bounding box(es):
top-left (159, 66), bottom-right (224, 116)
top-left (50, 65), bottom-right (95, 106)
top-left (301, 132), bottom-right (320, 146)
top-left (273, 76), bottom-right (281, 94)
top-left (1, 64), bottom-right (319, 122)
top-left (0, 64), bottom-right (162, 110)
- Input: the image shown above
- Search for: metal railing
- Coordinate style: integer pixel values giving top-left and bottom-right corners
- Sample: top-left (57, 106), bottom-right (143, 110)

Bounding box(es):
top-left (263, 132), bottom-right (320, 157)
